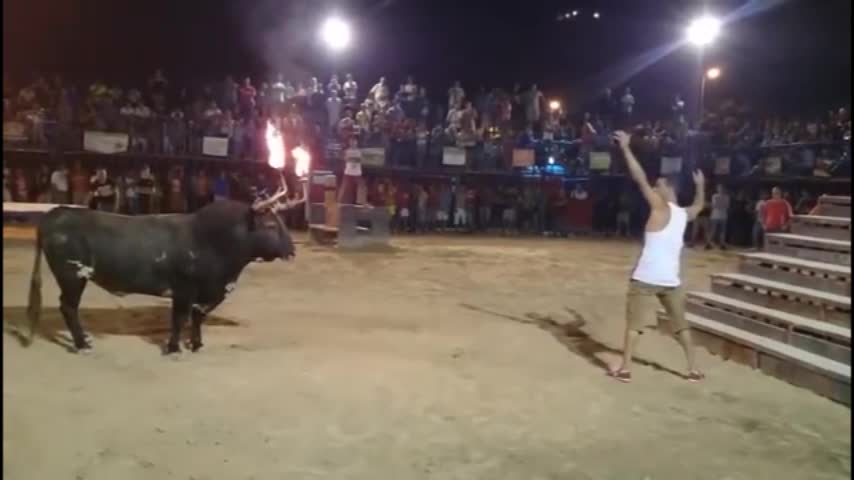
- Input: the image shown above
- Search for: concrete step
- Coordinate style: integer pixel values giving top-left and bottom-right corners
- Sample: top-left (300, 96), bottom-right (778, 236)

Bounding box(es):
top-left (710, 272), bottom-right (851, 326)
top-left (738, 252), bottom-right (851, 297)
top-left (686, 291), bottom-right (850, 365)
top-left (818, 195), bottom-right (851, 218)
top-left (765, 233), bottom-right (851, 266)
top-left (790, 215), bottom-right (851, 241)
top-left (681, 312), bottom-right (851, 406)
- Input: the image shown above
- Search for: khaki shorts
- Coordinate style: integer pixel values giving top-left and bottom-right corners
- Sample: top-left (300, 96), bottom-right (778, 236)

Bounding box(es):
top-left (625, 280), bottom-right (688, 333)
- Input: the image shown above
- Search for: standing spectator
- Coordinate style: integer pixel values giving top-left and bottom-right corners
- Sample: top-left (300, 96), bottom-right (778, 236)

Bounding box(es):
top-left (192, 169), bottom-right (212, 211)
top-left (597, 88), bottom-right (617, 131)
top-left (136, 165), bottom-right (156, 214)
top-left (12, 168), bottom-right (31, 202)
top-left (709, 184), bottom-right (730, 249)
top-left (453, 184), bottom-right (468, 230)
top-left (148, 68), bottom-right (169, 111)
top-left (369, 77), bottom-right (390, 109)
top-left (620, 87), bottom-right (635, 127)
top-left (3, 168), bottom-right (11, 202)
top-left (671, 94), bottom-right (686, 127)
top-left (690, 195), bottom-right (711, 249)
top-left (33, 165), bottom-right (51, 203)
top-left (219, 75), bottom-right (239, 115)
top-left (270, 73), bottom-right (287, 111)
top-left (448, 81), bottom-right (465, 110)
top-left (326, 93), bottom-right (343, 130)
top-left (167, 167), bottom-right (187, 213)
top-left (415, 184), bottom-right (430, 233)
top-left (49, 164), bottom-right (70, 204)
top-left (212, 170), bottom-right (230, 201)
top-left (762, 186), bottom-right (793, 235)
top-left (70, 164), bottom-right (89, 206)
top-left (342, 73), bottom-right (359, 107)
top-left (752, 190), bottom-right (769, 250)
top-left (123, 172), bottom-right (139, 215)
top-left (238, 77), bottom-right (257, 119)
top-left (402, 75), bottom-right (418, 101)
top-left (437, 183), bottom-right (452, 231)
top-left (524, 84), bottom-right (544, 128)
top-left (89, 167), bottom-right (118, 212)
top-left (327, 74), bottom-right (341, 97)
top-left (580, 112), bottom-right (597, 167)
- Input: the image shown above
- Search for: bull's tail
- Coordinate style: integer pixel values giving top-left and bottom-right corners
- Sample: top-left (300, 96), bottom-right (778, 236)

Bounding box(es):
top-left (26, 228), bottom-right (44, 345)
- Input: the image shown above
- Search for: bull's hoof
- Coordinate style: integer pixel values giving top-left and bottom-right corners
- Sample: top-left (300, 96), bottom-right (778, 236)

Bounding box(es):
top-left (75, 344), bottom-right (93, 355)
top-left (164, 342), bottom-right (182, 355)
top-left (190, 341), bottom-right (204, 353)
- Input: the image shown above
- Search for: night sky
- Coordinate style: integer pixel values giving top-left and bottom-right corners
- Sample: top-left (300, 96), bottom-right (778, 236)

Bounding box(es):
top-left (4, 0), bottom-right (850, 116)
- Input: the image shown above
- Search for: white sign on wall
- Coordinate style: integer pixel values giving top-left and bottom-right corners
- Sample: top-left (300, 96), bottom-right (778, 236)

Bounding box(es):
top-left (202, 136), bottom-right (230, 157)
top-left (83, 131), bottom-right (129, 154)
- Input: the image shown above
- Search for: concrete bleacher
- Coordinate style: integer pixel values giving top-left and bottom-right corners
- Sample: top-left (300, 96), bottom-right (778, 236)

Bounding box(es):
top-left (661, 194), bottom-right (852, 405)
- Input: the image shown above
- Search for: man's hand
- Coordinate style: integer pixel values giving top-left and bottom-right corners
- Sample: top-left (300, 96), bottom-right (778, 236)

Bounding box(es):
top-left (612, 130), bottom-right (631, 150)
top-left (692, 169), bottom-right (705, 186)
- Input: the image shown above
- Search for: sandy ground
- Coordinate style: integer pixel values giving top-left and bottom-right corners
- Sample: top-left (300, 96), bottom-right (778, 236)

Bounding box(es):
top-left (3, 231), bottom-right (851, 480)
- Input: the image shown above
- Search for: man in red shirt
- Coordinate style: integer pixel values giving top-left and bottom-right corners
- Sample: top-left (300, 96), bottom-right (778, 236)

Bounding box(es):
top-left (762, 186), bottom-right (793, 233)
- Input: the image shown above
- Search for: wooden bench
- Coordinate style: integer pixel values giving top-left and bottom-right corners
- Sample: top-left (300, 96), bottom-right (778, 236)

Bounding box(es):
top-left (765, 233), bottom-right (851, 266)
top-left (790, 215), bottom-right (851, 241)
top-left (685, 291), bottom-right (850, 365)
top-left (679, 312), bottom-right (851, 406)
top-left (739, 252), bottom-right (851, 296)
top-left (710, 272), bottom-right (851, 326)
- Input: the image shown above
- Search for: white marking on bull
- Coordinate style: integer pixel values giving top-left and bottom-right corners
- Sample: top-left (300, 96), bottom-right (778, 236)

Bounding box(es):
top-left (192, 304), bottom-right (211, 314)
top-left (51, 233), bottom-right (68, 244)
top-left (154, 252), bottom-right (167, 263)
top-left (188, 251), bottom-right (197, 260)
top-left (160, 289), bottom-right (173, 298)
top-left (67, 260), bottom-right (94, 279)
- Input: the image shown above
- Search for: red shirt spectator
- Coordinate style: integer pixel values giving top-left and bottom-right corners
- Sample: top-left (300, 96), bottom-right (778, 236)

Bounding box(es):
top-left (763, 188), bottom-right (793, 232)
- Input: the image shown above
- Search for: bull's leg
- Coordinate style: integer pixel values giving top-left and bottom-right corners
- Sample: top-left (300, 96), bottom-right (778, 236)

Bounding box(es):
top-left (190, 299), bottom-right (224, 352)
top-left (190, 310), bottom-right (205, 352)
top-left (59, 279), bottom-right (90, 351)
top-left (45, 253), bottom-right (91, 352)
top-left (166, 299), bottom-right (191, 354)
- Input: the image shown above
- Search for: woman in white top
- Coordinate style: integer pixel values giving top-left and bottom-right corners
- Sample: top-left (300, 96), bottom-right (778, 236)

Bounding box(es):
top-left (609, 131), bottom-right (706, 384)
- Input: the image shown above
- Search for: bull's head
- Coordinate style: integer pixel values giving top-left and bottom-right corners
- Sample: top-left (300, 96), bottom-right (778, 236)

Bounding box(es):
top-left (248, 176), bottom-right (304, 262)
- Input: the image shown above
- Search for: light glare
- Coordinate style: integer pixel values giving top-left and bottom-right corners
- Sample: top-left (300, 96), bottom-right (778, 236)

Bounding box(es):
top-left (706, 67), bottom-right (722, 79)
top-left (320, 17), bottom-right (351, 51)
top-left (686, 16), bottom-right (721, 47)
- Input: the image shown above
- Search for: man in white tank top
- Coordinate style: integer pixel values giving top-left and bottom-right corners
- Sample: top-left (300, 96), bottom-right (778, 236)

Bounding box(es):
top-left (609, 131), bottom-right (706, 383)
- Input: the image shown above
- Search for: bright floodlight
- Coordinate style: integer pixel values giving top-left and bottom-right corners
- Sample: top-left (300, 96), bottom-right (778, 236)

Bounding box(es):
top-left (593, 12), bottom-right (600, 19)
top-left (706, 67), bottom-right (722, 79)
top-left (686, 16), bottom-right (721, 47)
top-left (320, 17), bottom-right (351, 51)
top-left (549, 100), bottom-right (561, 111)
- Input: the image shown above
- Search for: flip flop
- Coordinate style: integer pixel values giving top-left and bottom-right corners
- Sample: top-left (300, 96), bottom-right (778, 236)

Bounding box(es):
top-left (607, 368), bottom-right (632, 383)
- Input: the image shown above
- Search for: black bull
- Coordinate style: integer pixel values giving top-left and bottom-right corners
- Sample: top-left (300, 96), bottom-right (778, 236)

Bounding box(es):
top-left (26, 200), bottom-right (295, 353)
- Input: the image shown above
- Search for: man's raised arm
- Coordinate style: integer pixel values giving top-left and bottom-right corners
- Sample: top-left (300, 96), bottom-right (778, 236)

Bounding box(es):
top-left (686, 170), bottom-right (706, 220)
top-left (613, 130), bottom-right (665, 210)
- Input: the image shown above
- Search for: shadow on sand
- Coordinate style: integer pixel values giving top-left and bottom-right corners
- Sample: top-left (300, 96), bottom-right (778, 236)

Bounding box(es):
top-left (460, 303), bottom-right (687, 380)
top-left (3, 305), bottom-right (240, 353)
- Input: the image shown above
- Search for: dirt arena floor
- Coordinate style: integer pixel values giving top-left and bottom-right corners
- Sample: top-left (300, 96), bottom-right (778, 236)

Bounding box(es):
top-left (3, 230), bottom-right (851, 480)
